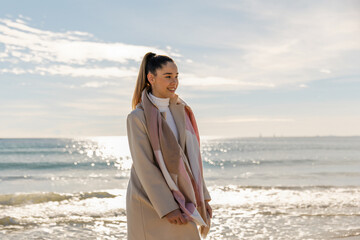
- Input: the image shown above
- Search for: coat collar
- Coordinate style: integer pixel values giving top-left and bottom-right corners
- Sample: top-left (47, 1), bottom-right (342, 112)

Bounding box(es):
top-left (140, 87), bottom-right (187, 150)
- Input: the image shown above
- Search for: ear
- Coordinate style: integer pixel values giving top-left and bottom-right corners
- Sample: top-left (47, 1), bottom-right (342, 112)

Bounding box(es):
top-left (147, 72), bottom-right (155, 84)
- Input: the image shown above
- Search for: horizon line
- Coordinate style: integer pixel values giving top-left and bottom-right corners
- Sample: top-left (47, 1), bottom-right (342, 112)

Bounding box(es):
top-left (1, 134), bottom-right (360, 139)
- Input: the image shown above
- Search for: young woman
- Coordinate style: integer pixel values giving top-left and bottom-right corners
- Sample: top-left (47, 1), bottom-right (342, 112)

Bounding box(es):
top-left (126, 52), bottom-right (212, 240)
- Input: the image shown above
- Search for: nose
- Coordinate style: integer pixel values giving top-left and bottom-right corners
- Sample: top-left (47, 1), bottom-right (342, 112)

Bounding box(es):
top-left (171, 77), bottom-right (178, 85)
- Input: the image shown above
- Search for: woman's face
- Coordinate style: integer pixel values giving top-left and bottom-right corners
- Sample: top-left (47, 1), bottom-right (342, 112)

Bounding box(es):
top-left (148, 61), bottom-right (178, 99)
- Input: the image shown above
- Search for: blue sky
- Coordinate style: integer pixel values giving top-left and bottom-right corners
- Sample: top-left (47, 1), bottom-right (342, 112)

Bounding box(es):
top-left (0, 0), bottom-right (359, 138)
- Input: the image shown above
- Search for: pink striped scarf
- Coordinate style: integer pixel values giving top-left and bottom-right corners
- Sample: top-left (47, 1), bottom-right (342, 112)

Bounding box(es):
top-left (139, 87), bottom-right (211, 238)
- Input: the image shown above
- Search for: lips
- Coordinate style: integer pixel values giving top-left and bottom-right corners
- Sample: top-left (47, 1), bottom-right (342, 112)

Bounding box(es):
top-left (168, 87), bottom-right (176, 92)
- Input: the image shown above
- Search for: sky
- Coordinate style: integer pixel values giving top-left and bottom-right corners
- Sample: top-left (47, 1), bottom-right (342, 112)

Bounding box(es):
top-left (0, 0), bottom-right (359, 138)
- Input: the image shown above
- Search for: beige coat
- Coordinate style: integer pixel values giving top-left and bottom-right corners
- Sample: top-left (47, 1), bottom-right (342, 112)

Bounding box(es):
top-left (126, 99), bottom-right (211, 240)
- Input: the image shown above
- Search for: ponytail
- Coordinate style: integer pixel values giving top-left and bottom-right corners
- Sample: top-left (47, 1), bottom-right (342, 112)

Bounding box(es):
top-left (131, 52), bottom-right (174, 110)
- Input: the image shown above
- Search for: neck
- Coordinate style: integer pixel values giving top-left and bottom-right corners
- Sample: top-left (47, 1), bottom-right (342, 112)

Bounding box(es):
top-left (149, 92), bottom-right (170, 110)
top-left (150, 91), bottom-right (169, 99)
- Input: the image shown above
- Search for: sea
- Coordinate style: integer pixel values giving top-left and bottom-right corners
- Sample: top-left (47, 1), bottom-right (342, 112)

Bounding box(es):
top-left (0, 136), bottom-right (359, 240)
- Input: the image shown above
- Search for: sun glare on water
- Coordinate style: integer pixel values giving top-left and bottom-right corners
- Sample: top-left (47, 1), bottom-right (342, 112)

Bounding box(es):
top-left (71, 136), bottom-right (132, 171)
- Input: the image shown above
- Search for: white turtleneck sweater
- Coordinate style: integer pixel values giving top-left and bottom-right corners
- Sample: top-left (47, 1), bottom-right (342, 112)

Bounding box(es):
top-left (149, 92), bottom-right (179, 142)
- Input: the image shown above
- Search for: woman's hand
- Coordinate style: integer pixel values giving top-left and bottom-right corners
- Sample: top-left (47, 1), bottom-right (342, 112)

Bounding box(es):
top-left (165, 208), bottom-right (188, 225)
top-left (205, 200), bottom-right (212, 218)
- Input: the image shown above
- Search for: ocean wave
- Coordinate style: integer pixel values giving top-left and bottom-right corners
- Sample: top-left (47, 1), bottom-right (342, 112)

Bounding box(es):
top-left (0, 161), bottom-right (115, 170)
top-left (0, 174), bottom-right (129, 182)
top-left (0, 191), bottom-right (117, 206)
top-left (0, 175), bottom-right (41, 181)
top-left (0, 149), bottom-right (69, 155)
top-left (330, 228), bottom-right (360, 239)
top-left (253, 210), bottom-right (360, 217)
top-left (205, 184), bottom-right (360, 209)
top-left (213, 184), bottom-right (360, 191)
top-left (0, 216), bottom-right (22, 226)
top-left (0, 213), bottom-right (127, 227)
top-left (203, 158), bottom-right (319, 167)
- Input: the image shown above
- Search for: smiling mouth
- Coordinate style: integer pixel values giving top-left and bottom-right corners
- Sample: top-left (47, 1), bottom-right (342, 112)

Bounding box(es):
top-left (168, 88), bottom-right (176, 92)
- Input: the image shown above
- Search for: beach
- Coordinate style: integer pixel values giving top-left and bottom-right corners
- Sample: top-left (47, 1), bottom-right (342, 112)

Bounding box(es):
top-left (1, 136), bottom-right (359, 239)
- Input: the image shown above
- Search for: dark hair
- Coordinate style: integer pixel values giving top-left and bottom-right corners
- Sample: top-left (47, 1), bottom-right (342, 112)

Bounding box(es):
top-left (131, 52), bottom-right (174, 109)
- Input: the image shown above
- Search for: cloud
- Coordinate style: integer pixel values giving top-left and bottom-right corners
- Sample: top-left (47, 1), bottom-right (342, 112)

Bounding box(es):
top-left (182, 0), bottom-right (360, 88)
top-left (59, 98), bottom-right (130, 117)
top-left (0, 16), bottom-right (278, 90)
top-left (0, 17), bottom-right (165, 78)
top-left (299, 84), bottom-right (308, 88)
top-left (320, 69), bottom-right (331, 74)
top-left (0, 18), bottom-right (166, 64)
top-left (1, 3), bottom-right (359, 92)
top-left (35, 65), bottom-right (138, 78)
top-left (81, 81), bottom-right (118, 88)
top-left (180, 73), bottom-right (275, 90)
top-left (208, 116), bottom-right (295, 123)
top-left (0, 102), bottom-right (48, 117)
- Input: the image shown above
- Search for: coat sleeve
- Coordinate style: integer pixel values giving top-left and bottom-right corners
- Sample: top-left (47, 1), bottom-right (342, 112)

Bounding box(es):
top-left (127, 112), bottom-right (180, 219)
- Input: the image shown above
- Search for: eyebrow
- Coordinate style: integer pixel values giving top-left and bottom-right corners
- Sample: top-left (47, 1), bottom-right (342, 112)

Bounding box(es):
top-left (162, 72), bottom-right (179, 75)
